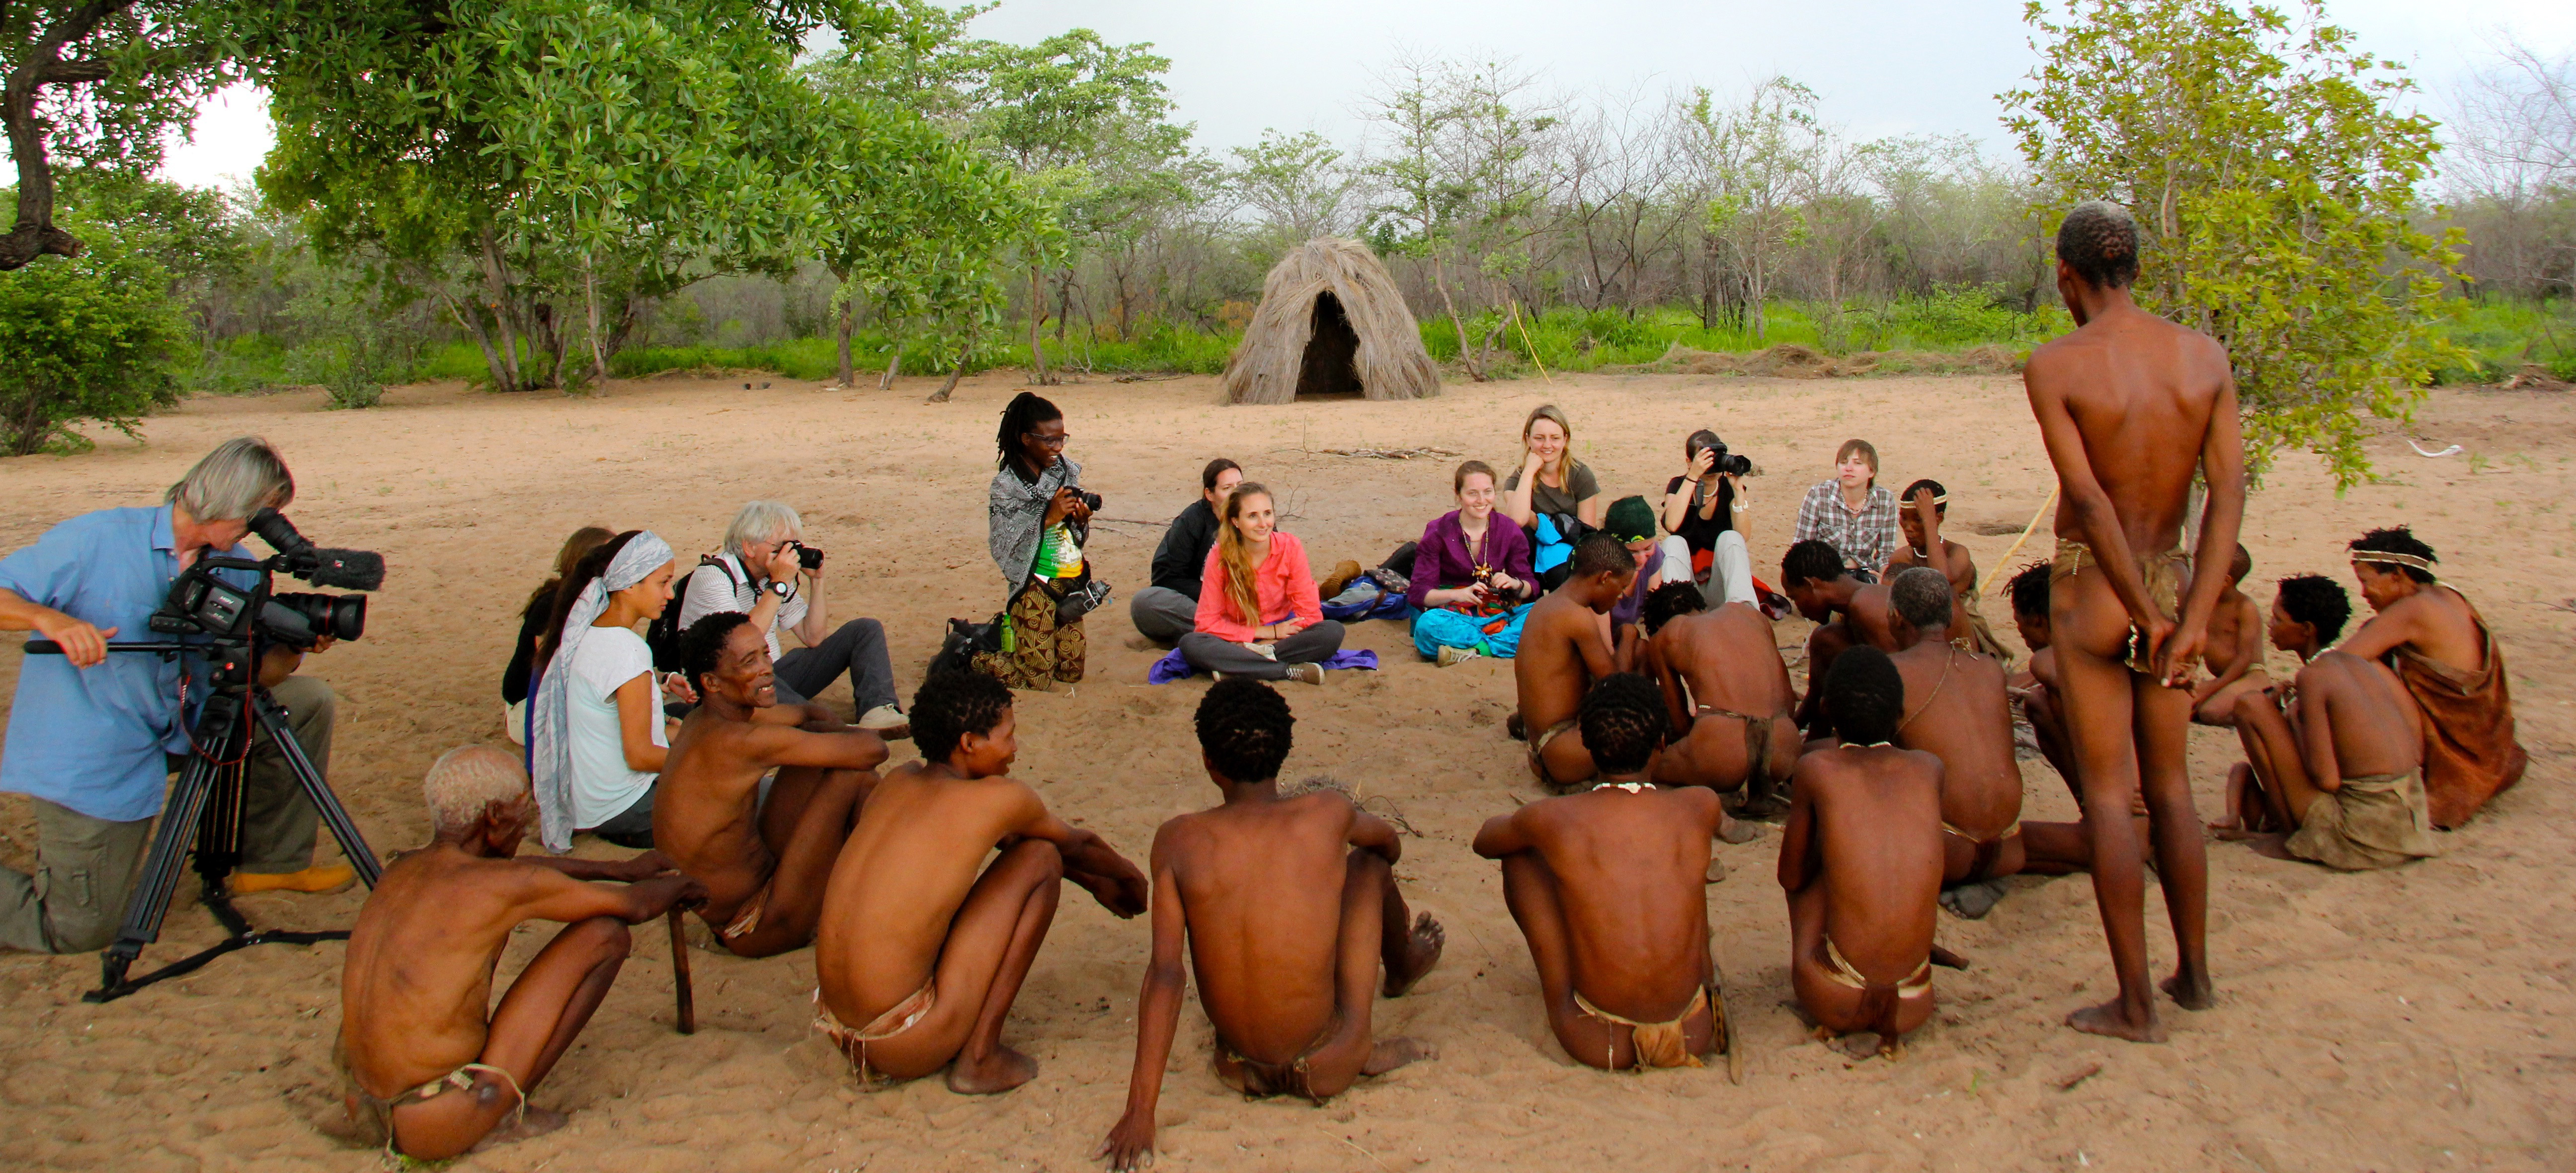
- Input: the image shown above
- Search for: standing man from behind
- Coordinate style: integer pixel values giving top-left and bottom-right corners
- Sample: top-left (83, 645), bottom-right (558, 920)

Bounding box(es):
top-left (2024, 200), bottom-right (2246, 1042)
top-left (0, 437), bottom-right (348, 954)
top-left (677, 501), bottom-right (905, 735)
top-left (1130, 459), bottom-right (1241, 646)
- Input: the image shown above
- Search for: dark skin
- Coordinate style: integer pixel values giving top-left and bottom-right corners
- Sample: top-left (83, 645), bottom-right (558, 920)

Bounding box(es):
top-left (338, 774), bottom-right (706, 1161)
top-left (1777, 741), bottom-right (1945, 1056)
top-left (2221, 600), bottom-right (2425, 848)
top-left (2007, 606), bottom-right (2084, 796)
top-left (1885, 612), bottom-right (2055, 883)
top-left (1514, 564), bottom-right (1638, 789)
top-left (813, 707), bottom-right (1148, 1094)
top-left (1886, 491), bottom-right (1982, 639)
top-left (1017, 416), bottom-right (1095, 537)
top-left (1785, 573), bottom-right (1897, 732)
top-left (2338, 563), bottom-right (2488, 675)
top-left (1644, 601), bottom-right (1801, 821)
top-left (1101, 762), bottom-right (1444, 1170)
top-left (2188, 552), bottom-right (2268, 726)
top-left (1473, 770), bottom-right (1730, 1070)
top-left (654, 623), bottom-right (889, 957)
top-left (2024, 258), bottom-right (2246, 1040)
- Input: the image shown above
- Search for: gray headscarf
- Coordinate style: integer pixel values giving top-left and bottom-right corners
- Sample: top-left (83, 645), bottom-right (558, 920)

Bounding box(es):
top-left (527, 530), bottom-right (673, 851)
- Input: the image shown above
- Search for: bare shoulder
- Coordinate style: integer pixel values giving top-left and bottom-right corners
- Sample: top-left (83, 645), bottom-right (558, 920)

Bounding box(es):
top-left (1661, 784), bottom-right (1723, 821)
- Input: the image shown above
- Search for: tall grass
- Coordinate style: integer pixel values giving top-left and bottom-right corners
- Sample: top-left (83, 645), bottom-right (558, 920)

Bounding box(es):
top-left (2430, 298), bottom-right (2576, 383)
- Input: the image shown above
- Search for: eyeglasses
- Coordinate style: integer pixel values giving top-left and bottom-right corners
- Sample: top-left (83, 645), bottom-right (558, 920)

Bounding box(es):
top-left (1023, 431), bottom-right (1069, 448)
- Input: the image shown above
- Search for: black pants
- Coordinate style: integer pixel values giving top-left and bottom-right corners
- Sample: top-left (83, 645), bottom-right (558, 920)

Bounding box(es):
top-left (1177, 622), bottom-right (1345, 680)
top-left (773, 618), bottom-right (900, 712)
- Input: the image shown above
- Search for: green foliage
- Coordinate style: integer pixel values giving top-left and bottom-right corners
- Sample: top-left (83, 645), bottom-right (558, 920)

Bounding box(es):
top-left (2425, 297), bottom-right (2576, 384)
top-left (2004, 0), bottom-right (2469, 486)
top-left (0, 221), bottom-right (187, 454)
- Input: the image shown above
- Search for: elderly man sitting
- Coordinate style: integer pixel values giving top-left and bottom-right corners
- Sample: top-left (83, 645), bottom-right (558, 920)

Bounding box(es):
top-left (677, 501), bottom-right (904, 735)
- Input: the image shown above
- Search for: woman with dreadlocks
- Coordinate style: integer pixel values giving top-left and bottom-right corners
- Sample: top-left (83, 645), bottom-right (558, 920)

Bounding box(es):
top-left (972, 393), bottom-right (1109, 689)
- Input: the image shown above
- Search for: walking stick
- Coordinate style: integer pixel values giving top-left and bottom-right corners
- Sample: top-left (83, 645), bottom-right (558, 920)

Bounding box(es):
top-left (668, 909), bottom-right (696, 1035)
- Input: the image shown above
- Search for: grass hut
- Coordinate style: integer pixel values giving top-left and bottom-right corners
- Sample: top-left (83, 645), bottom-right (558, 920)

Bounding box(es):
top-left (1221, 238), bottom-right (1441, 404)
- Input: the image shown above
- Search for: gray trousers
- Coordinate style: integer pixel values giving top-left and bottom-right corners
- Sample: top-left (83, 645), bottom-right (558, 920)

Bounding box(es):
top-left (1129, 586), bottom-right (1198, 645)
top-left (0, 673), bottom-right (335, 954)
top-left (1178, 622), bottom-right (1346, 681)
top-left (773, 617), bottom-right (899, 713)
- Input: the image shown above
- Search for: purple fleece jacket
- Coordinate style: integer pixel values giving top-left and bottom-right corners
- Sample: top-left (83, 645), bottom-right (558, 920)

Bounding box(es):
top-left (1407, 509), bottom-right (1534, 610)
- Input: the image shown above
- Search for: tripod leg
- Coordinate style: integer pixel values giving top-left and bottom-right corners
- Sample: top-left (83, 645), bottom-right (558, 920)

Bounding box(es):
top-left (91, 756), bottom-right (220, 996)
top-left (252, 694), bottom-right (382, 888)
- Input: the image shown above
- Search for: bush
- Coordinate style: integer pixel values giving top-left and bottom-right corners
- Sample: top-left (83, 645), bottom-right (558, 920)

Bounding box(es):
top-left (0, 227), bottom-right (187, 455)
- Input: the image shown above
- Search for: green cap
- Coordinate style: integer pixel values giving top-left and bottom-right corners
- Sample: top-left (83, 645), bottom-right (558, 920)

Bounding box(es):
top-left (1605, 495), bottom-right (1656, 544)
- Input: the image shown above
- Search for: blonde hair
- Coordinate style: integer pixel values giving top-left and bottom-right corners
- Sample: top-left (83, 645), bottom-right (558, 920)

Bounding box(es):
top-left (1216, 482), bottom-right (1273, 627)
top-left (1522, 405), bottom-right (1585, 486)
top-left (423, 746), bottom-right (531, 836)
top-left (167, 436), bottom-right (294, 522)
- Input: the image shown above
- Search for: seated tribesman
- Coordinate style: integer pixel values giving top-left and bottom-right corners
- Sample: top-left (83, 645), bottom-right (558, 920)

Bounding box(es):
top-left (1511, 533), bottom-right (1641, 792)
top-left (2187, 545), bottom-right (2270, 727)
top-left (813, 670), bottom-right (1148, 1093)
top-left (653, 612), bottom-right (890, 957)
top-left (1473, 674), bottom-right (1735, 1072)
top-left (2003, 560), bottom-right (2082, 789)
top-left (1639, 582), bottom-right (1800, 824)
top-left (1881, 480), bottom-right (2009, 659)
top-left (2332, 526), bottom-right (2527, 829)
top-left (1100, 680), bottom-right (1443, 1170)
top-left (337, 747), bottom-right (706, 1160)
top-left (2220, 575), bottom-right (2441, 870)
top-left (1780, 647), bottom-right (1945, 1057)
top-left (1779, 538), bottom-right (1898, 735)
top-left (1882, 569), bottom-right (2094, 918)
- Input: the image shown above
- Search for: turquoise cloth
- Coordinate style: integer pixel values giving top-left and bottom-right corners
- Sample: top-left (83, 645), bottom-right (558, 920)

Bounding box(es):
top-left (1411, 603), bottom-right (1532, 660)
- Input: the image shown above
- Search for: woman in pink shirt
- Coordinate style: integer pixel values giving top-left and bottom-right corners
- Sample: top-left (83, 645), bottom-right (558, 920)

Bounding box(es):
top-left (1182, 482), bottom-right (1341, 685)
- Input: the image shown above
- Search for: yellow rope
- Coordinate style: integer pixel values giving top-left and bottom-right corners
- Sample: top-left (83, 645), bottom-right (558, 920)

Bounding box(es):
top-left (1511, 302), bottom-right (1553, 384)
top-left (1979, 485), bottom-right (2059, 596)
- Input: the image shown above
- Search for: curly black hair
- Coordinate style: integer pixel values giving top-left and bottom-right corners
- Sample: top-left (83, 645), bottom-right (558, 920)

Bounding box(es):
top-left (2275, 574), bottom-right (2353, 645)
top-left (1640, 580), bottom-right (1706, 636)
top-left (1195, 676), bottom-right (1295, 783)
top-left (995, 391), bottom-right (1064, 477)
top-left (1780, 539), bottom-right (1847, 589)
top-left (680, 611), bottom-right (756, 691)
top-left (2056, 201), bottom-right (2139, 290)
top-left (1570, 530), bottom-right (1632, 580)
top-left (909, 669), bottom-right (1014, 765)
top-left (1825, 645), bottom-right (1905, 747)
top-left (2348, 525), bottom-right (2438, 584)
top-left (2006, 560), bottom-right (2051, 619)
top-left (1578, 672), bottom-right (1666, 776)
top-left (1899, 478), bottom-right (1947, 512)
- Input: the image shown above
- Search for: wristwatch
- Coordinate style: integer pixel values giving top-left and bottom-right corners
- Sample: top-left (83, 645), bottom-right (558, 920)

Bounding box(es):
top-left (768, 580), bottom-right (793, 599)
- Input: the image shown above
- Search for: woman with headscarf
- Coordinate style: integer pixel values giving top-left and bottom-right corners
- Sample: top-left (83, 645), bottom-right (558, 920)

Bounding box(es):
top-left (528, 529), bottom-right (677, 851)
top-left (973, 392), bottom-right (1108, 689)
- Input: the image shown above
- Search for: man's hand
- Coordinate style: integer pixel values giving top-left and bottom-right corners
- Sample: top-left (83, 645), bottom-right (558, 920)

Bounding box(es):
top-left (34, 609), bottom-right (116, 668)
top-left (1910, 487), bottom-right (1941, 528)
top-left (762, 542), bottom-right (800, 584)
top-left (2152, 614), bottom-right (2200, 688)
top-left (1100, 1110), bottom-right (1156, 1171)
top-left (1067, 850), bottom-right (1150, 918)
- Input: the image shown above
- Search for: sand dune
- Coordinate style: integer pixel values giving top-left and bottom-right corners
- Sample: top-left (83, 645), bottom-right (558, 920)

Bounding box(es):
top-left (0, 371), bottom-right (2568, 1172)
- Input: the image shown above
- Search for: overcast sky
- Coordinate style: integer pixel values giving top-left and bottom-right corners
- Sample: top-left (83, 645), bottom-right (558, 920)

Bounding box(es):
top-left (12, 0), bottom-right (2575, 192)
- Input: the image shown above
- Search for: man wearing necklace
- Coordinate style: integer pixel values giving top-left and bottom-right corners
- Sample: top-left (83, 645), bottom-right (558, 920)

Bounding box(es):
top-left (1778, 647), bottom-right (1945, 1058)
top-left (1474, 673), bottom-right (1733, 1072)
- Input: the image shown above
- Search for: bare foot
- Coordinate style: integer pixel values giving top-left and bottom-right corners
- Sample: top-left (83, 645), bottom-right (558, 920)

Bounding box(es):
top-left (469, 1106), bottom-right (568, 1152)
top-left (946, 1045), bottom-right (1039, 1094)
top-left (2246, 833), bottom-right (2296, 860)
top-left (1704, 856), bottom-right (1728, 885)
top-left (1715, 816), bottom-right (1767, 845)
top-left (1830, 1031), bottom-right (1889, 1060)
top-left (1383, 913), bottom-right (1446, 998)
top-left (1938, 879), bottom-right (2008, 920)
top-left (1928, 944), bottom-right (1971, 971)
top-left (2066, 999), bottom-right (2167, 1043)
top-left (1360, 1036), bottom-right (1435, 1076)
top-left (2160, 969), bottom-right (2216, 1011)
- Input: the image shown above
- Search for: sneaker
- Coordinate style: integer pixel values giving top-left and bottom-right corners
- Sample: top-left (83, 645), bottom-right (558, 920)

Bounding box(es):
top-left (228, 863), bottom-right (355, 896)
top-left (1285, 662), bottom-right (1325, 686)
top-left (858, 705), bottom-right (909, 738)
top-left (1316, 560), bottom-right (1365, 600)
top-left (1436, 645), bottom-right (1480, 668)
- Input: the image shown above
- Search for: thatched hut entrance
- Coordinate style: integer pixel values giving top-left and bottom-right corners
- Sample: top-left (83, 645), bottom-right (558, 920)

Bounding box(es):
top-left (1222, 238), bottom-right (1440, 404)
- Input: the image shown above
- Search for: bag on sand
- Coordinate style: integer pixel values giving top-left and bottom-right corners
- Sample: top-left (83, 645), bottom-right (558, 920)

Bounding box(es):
top-left (930, 615), bottom-right (1004, 678)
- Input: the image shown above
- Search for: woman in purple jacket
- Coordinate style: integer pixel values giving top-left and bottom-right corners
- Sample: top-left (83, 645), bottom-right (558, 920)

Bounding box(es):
top-left (1409, 460), bottom-right (1537, 665)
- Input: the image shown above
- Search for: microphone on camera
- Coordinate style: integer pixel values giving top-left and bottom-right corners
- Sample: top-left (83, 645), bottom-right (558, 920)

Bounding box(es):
top-left (303, 549), bottom-right (386, 591)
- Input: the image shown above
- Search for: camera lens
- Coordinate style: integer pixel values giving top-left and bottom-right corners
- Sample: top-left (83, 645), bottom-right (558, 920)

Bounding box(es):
top-left (267, 592), bottom-right (367, 645)
top-left (798, 545), bottom-right (824, 570)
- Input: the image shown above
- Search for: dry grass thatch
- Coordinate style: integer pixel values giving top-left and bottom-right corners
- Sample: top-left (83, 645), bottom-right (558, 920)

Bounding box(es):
top-left (1610, 341), bottom-right (2024, 379)
top-left (1221, 238), bottom-right (1441, 404)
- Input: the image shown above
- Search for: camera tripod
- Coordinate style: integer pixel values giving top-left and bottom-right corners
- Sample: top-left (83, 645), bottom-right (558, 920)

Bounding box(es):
top-left (34, 640), bottom-right (385, 1003)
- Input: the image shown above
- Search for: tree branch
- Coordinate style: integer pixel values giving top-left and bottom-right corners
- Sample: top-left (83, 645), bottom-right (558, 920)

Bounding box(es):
top-left (2, 0), bottom-right (134, 270)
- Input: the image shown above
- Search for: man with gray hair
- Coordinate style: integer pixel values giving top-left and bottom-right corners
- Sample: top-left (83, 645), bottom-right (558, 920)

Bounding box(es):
top-left (675, 500), bottom-right (903, 734)
top-left (0, 436), bottom-right (348, 954)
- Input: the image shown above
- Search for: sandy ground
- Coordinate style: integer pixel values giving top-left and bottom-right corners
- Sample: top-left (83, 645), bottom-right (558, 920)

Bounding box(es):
top-left (0, 369), bottom-right (2570, 1173)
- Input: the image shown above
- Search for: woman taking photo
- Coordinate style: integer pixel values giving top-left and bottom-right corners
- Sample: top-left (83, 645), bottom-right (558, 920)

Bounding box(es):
top-left (502, 525), bottom-right (612, 743)
top-left (1499, 404), bottom-right (1603, 543)
top-left (528, 529), bottom-right (677, 851)
top-left (1793, 437), bottom-right (1899, 579)
top-left (973, 392), bottom-right (1106, 689)
top-left (1660, 430), bottom-right (1757, 606)
top-left (1408, 460), bottom-right (1535, 664)
top-left (1179, 482), bottom-right (1340, 684)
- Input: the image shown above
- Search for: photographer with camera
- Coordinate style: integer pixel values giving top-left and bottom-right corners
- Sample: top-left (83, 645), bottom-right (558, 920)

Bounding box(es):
top-left (0, 437), bottom-right (347, 954)
top-left (673, 501), bottom-right (904, 734)
top-left (1661, 429), bottom-right (1758, 607)
top-left (971, 392), bottom-right (1109, 690)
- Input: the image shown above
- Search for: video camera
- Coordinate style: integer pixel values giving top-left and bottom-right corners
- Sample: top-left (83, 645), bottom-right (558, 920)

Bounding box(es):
top-left (150, 508), bottom-right (385, 652)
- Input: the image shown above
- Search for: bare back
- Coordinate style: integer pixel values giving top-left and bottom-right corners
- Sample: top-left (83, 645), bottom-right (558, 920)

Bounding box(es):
top-left (1156, 793), bottom-right (1369, 1057)
top-left (2295, 650), bottom-right (2426, 781)
top-left (2344, 583), bottom-right (2489, 677)
top-left (1889, 643), bottom-right (2023, 839)
top-left (1652, 605), bottom-right (1795, 725)
top-left (814, 766), bottom-right (1047, 1018)
top-left (1515, 591), bottom-right (1612, 733)
top-left (1785, 748), bottom-right (1944, 981)
top-left (2029, 312), bottom-right (2233, 554)
top-left (1510, 787), bottom-right (1721, 1013)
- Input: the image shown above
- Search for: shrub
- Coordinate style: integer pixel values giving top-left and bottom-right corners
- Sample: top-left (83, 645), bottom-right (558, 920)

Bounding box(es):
top-left (0, 227), bottom-right (187, 455)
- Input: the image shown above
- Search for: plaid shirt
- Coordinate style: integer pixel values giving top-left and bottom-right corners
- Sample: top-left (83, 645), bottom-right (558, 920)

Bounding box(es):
top-left (1795, 481), bottom-right (1901, 573)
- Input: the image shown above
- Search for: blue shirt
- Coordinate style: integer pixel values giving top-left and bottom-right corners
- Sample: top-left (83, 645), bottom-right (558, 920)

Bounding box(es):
top-left (0, 506), bottom-right (254, 822)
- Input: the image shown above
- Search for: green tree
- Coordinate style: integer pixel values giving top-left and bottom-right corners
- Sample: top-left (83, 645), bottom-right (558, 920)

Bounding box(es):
top-left (2, 0), bottom-right (230, 269)
top-left (2003, 0), bottom-right (2466, 484)
top-left (0, 215), bottom-right (185, 452)
top-left (1682, 77), bottom-right (1826, 341)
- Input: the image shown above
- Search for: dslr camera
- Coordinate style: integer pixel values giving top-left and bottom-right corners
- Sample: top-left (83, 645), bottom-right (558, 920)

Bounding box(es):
top-left (787, 541), bottom-right (825, 571)
top-left (1075, 490), bottom-right (1104, 512)
top-left (151, 508), bottom-right (385, 651)
top-left (1692, 433), bottom-right (1753, 478)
